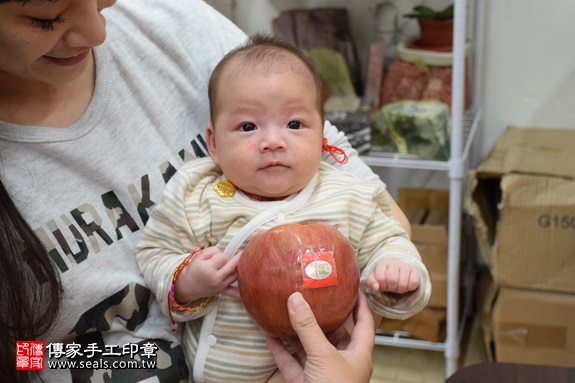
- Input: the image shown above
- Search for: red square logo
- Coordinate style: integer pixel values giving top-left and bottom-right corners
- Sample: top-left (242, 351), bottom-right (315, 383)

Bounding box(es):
top-left (16, 341), bottom-right (44, 370)
top-left (301, 251), bottom-right (338, 289)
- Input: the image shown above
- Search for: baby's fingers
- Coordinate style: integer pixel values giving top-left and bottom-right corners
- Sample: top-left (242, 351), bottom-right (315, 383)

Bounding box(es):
top-left (365, 271), bottom-right (380, 292)
top-left (390, 268), bottom-right (420, 294)
top-left (223, 285), bottom-right (241, 299)
top-left (406, 268), bottom-right (421, 292)
top-left (217, 251), bottom-right (241, 278)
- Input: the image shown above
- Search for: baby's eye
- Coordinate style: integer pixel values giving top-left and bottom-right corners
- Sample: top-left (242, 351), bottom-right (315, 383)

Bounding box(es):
top-left (31, 16), bottom-right (65, 32)
top-left (287, 121), bottom-right (302, 130)
top-left (239, 123), bottom-right (257, 132)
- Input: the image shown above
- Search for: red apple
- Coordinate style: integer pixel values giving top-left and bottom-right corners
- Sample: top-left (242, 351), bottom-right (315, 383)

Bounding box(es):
top-left (238, 222), bottom-right (360, 338)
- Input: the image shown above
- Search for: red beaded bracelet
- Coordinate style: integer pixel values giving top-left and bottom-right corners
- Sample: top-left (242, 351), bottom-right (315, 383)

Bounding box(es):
top-left (167, 246), bottom-right (211, 331)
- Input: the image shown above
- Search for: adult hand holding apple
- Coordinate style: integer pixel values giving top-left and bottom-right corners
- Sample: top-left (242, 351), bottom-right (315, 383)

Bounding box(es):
top-left (238, 222), bottom-right (360, 338)
top-left (267, 291), bottom-right (374, 383)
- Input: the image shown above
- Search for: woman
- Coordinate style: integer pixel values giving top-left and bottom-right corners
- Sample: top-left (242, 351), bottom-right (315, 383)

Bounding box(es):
top-left (0, 0), bottom-right (407, 381)
top-left (0, 178), bottom-right (64, 383)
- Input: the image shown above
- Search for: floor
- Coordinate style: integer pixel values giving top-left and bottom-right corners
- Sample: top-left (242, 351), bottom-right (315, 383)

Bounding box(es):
top-left (370, 315), bottom-right (488, 383)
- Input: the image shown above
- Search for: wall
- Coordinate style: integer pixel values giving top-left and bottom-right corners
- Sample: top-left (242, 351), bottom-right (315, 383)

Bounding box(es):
top-left (207, 0), bottom-right (575, 161)
top-left (480, 0), bottom-right (575, 156)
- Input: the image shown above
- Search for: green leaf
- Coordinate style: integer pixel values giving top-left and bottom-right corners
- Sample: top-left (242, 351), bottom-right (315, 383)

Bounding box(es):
top-left (404, 13), bottom-right (424, 19)
top-left (437, 4), bottom-right (454, 20)
top-left (404, 3), bottom-right (454, 20)
top-left (413, 5), bottom-right (438, 18)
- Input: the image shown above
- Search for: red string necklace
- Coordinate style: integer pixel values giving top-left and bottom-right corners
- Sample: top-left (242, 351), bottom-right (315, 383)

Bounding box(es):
top-left (322, 137), bottom-right (349, 164)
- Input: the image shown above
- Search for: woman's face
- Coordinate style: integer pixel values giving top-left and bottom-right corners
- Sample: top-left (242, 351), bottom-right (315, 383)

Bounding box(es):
top-left (0, 0), bottom-right (116, 86)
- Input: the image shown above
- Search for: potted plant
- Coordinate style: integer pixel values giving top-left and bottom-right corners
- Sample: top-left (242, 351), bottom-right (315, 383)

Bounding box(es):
top-left (404, 4), bottom-right (454, 50)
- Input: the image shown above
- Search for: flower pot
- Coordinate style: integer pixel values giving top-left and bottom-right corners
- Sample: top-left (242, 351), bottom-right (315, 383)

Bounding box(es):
top-left (416, 18), bottom-right (453, 49)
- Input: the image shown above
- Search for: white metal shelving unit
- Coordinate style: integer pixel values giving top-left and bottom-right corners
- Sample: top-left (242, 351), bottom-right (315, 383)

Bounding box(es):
top-left (360, 0), bottom-right (485, 378)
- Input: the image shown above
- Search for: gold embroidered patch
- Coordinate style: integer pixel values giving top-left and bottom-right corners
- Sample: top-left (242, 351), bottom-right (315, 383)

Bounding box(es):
top-left (214, 180), bottom-right (236, 197)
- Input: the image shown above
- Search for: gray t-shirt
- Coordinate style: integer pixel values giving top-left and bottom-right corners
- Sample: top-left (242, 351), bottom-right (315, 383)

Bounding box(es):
top-left (0, 1), bottom-right (383, 382)
top-left (1, 1), bottom-right (245, 382)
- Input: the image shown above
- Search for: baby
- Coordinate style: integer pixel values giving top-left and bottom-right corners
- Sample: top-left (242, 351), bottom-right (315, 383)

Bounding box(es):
top-left (136, 34), bottom-right (431, 383)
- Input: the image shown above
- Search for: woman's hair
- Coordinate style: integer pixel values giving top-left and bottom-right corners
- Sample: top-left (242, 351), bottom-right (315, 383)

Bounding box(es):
top-left (0, 177), bottom-right (64, 382)
top-left (208, 33), bottom-right (325, 124)
top-left (1, 2), bottom-right (65, 381)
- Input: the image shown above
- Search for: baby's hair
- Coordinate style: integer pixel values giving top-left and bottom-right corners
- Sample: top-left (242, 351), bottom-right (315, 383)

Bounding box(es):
top-left (208, 33), bottom-right (325, 124)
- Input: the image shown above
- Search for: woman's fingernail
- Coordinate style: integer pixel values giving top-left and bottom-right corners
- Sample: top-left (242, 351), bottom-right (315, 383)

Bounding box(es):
top-left (288, 292), bottom-right (309, 313)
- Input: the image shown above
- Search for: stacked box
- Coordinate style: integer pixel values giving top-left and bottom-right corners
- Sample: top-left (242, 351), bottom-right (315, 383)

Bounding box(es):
top-left (378, 308), bottom-right (446, 342)
top-left (477, 273), bottom-right (575, 368)
top-left (466, 126), bottom-right (575, 293)
top-left (379, 188), bottom-right (452, 342)
top-left (469, 126), bottom-right (575, 368)
top-left (399, 188), bottom-right (450, 308)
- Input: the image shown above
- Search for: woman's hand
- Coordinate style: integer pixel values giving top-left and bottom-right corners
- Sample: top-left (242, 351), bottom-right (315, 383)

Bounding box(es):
top-left (267, 291), bottom-right (375, 383)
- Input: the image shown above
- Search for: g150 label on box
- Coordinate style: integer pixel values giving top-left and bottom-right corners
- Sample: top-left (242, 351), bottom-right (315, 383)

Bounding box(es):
top-left (538, 214), bottom-right (575, 229)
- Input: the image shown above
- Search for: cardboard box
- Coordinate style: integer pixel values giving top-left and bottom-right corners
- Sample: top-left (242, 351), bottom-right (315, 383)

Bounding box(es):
top-left (479, 277), bottom-right (575, 368)
top-left (475, 271), bottom-right (497, 362)
top-left (427, 273), bottom-right (447, 308)
top-left (399, 188), bottom-right (450, 308)
top-left (466, 126), bottom-right (575, 293)
top-left (378, 307), bottom-right (446, 342)
top-left (399, 188), bottom-right (449, 245)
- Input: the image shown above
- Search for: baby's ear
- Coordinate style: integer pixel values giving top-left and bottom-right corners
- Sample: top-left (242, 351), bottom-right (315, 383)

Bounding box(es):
top-left (206, 123), bottom-right (219, 164)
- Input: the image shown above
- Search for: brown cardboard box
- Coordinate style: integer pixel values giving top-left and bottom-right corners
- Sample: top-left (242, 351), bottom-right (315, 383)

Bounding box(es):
top-left (427, 273), bottom-right (447, 308)
top-left (399, 188), bottom-right (450, 308)
top-left (475, 271), bottom-right (498, 362)
top-left (466, 126), bottom-right (575, 293)
top-left (399, 188), bottom-right (449, 245)
top-left (479, 280), bottom-right (575, 368)
top-left (378, 307), bottom-right (446, 342)
top-left (494, 288), bottom-right (575, 368)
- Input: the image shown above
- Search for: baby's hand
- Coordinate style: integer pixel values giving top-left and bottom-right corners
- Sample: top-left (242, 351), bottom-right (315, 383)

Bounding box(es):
top-left (174, 246), bottom-right (240, 303)
top-left (367, 258), bottom-right (420, 294)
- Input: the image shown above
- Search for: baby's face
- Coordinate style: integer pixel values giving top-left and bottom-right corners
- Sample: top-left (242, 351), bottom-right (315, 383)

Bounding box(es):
top-left (207, 68), bottom-right (324, 198)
